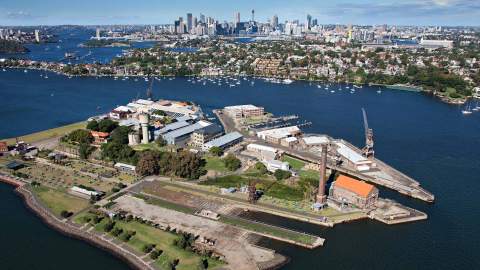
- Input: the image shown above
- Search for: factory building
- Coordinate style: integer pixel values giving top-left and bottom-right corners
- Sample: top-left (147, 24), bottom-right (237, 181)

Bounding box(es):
top-left (256, 126), bottom-right (301, 144)
top-left (335, 142), bottom-right (374, 171)
top-left (262, 159), bottom-right (290, 173)
top-left (0, 141), bottom-right (8, 154)
top-left (202, 132), bottom-right (244, 151)
top-left (163, 120), bottom-right (212, 146)
top-left (300, 135), bottom-right (330, 148)
top-left (329, 175), bottom-right (379, 209)
top-left (109, 106), bottom-right (136, 120)
top-left (245, 143), bottom-right (279, 160)
top-left (224, 104), bottom-right (264, 119)
top-left (190, 124), bottom-right (223, 148)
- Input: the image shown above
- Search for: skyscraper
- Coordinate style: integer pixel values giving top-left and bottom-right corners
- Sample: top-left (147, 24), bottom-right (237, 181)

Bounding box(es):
top-left (251, 9), bottom-right (255, 22)
top-left (234, 12), bottom-right (240, 25)
top-left (306, 14), bottom-right (312, 30)
top-left (95, 28), bottom-right (101, 40)
top-left (272, 15), bottom-right (279, 28)
top-left (200, 14), bottom-right (205, 24)
top-left (34, 30), bottom-right (40, 43)
top-left (187, 13), bottom-right (193, 32)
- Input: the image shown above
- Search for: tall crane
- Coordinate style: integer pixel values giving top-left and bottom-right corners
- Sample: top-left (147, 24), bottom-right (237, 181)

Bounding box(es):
top-left (362, 108), bottom-right (374, 158)
top-left (146, 77), bottom-right (154, 100)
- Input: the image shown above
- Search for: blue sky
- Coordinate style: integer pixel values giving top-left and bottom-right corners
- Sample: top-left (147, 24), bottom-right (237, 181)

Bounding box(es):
top-left (0, 0), bottom-right (479, 26)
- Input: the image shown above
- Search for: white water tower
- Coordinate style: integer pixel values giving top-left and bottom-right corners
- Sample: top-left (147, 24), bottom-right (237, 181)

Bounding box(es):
top-left (139, 114), bottom-right (150, 144)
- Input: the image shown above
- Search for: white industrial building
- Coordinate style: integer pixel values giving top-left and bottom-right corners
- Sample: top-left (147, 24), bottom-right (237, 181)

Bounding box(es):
top-left (301, 135), bottom-right (330, 147)
top-left (202, 132), bottom-right (243, 151)
top-left (256, 126), bottom-right (301, 144)
top-left (246, 143), bottom-right (279, 160)
top-left (224, 104), bottom-right (264, 119)
top-left (335, 142), bottom-right (374, 171)
top-left (162, 120), bottom-right (212, 146)
top-left (262, 159), bottom-right (290, 173)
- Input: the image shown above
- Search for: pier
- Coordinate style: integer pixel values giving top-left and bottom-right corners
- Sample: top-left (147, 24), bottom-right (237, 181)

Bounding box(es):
top-left (215, 109), bottom-right (435, 203)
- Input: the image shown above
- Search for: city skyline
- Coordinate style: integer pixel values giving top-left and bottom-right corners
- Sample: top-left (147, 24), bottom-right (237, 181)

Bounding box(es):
top-left (0, 0), bottom-right (479, 26)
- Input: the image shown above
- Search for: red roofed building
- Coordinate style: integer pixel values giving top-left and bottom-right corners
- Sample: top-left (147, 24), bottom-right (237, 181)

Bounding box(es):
top-left (329, 174), bottom-right (379, 209)
top-left (90, 131), bottom-right (110, 145)
top-left (0, 141), bottom-right (8, 153)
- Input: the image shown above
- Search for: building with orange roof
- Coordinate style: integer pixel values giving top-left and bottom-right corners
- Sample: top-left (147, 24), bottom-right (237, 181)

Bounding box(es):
top-left (90, 131), bottom-right (110, 145)
top-left (329, 174), bottom-right (379, 209)
top-left (0, 141), bottom-right (8, 154)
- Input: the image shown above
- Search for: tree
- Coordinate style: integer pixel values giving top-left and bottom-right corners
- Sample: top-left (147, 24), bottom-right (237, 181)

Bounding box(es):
top-left (223, 154), bottom-right (241, 171)
top-left (254, 162), bottom-right (268, 174)
top-left (60, 210), bottom-right (73, 218)
top-left (155, 136), bottom-right (167, 147)
top-left (66, 129), bottom-right (93, 144)
top-left (110, 126), bottom-right (131, 145)
top-left (86, 120), bottom-right (99, 131)
top-left (274, 169), bottom-right (292, 180)
top-left (98, 119), bottom-right (119, 133)
top-left (103, 221), bottom-right (115, 232)
top-left (136, 151), bottom-right (161, 176)
top-left (172, 151), bottom-right (207, 179)
top-left (209, 146), bottom-right (223, 157)
top-left (101, 142), bottom-right (137, 164)
top-left (79, 143), bottom-right (93, 159)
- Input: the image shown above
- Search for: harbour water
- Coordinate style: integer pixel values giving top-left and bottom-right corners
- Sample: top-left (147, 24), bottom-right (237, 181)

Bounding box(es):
top-left (1, 69), bottom-right (480, 269)
top-left (0, 28), bottom-right (157, 64)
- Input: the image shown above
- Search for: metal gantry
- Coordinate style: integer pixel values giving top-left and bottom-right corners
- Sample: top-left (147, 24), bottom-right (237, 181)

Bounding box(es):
top-left (362, 108), bottom-right (375, 158)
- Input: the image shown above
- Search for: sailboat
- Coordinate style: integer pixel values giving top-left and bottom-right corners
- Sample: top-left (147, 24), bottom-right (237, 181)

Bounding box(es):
top-left (472, 100), bottom-right (480, 112)
top-left (462, 102), bottom-right (473, 115)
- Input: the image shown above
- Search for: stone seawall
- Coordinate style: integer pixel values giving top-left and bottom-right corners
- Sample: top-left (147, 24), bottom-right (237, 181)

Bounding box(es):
top-left (13, 185), bottom-right (152, 270)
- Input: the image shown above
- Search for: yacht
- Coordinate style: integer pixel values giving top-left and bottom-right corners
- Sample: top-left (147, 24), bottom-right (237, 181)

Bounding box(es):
top-left (472, 100), bottom-right (480, 111)
top-left (283, 79), bottom-right (294, 84)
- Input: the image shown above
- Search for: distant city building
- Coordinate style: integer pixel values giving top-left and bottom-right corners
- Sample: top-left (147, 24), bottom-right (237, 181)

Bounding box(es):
top-left (34, 30), bottom-right (40, 43)
top-left (96, 28), bottom-right (101, 40)
top-left (187, 13), bottom-right (193, 32)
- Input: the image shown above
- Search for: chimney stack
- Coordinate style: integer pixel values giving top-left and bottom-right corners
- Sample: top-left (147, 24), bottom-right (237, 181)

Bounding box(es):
top-left (316, 144), bottom-right (328, 204)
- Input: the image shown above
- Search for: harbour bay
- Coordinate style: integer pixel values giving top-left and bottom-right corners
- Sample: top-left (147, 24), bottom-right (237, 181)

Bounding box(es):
top-left (1, 69), bottom-right (480, 269)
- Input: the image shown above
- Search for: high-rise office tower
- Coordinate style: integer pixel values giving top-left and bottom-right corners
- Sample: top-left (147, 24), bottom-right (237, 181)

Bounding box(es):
top-left (193, 16), bottom-right (198, 28)
top-left (234, 12), bottom-right (240, 25)
top-left (272, 15), bottom-right (279, 28)
top-left (187, 13), bottom-right (193, 32)
top-left (34, 30), bottom-right (40, 43)
top-left (306, 14), bottom-right (312, 30)
top-left (200, 14), bottom-right (205, 24)
top-left (95, 28), bottom-right (101, 40)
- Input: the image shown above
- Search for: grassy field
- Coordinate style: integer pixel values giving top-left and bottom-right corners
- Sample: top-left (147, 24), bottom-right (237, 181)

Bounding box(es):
top-left (32, 186), bottom-right (89, 216)
top-left (281, 155), bottom-right (306, 171)
top-left (299, 169), bottom-right (320, 180)
top-left (74, 213), bottom-right (222, 270)
top-left (1, 121), bottom-right (86, 144)
top-left (204, 156), bottom-right (227, 172)
top-left (201, 175), bottom-right (304, 201)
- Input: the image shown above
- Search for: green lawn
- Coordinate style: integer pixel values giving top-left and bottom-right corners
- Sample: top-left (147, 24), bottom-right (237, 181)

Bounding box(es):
top-left (1, 121), bottom-right (86, 144)
top-left (204, 156), bottom-right (228, 172)
top-left (201, 175), bottom-right (304, 201)
top-left (32, 186), bottom-right (89, 216)
top-left (299, 169), bottom-right (320, 180)
top-left (281, 155), bottom-right (306, 171)
top-left (74, 214), bottom-right (222, 270)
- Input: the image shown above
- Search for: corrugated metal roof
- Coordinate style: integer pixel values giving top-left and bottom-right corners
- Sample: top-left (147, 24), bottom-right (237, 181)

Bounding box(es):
top-left (204, 132), bottom-right (243, 148)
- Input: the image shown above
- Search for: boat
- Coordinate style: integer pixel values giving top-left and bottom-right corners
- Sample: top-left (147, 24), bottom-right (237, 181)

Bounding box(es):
top-left (24, 69), bottom-right (28, 73)
top-left (282, 79), bottom-right (294, 84)
top-left (472, 100), bottom-right (480, 112)
top-left (462, 102), bottom-right (473, 115)
top-left (377, 90), bottom-right (382, 94)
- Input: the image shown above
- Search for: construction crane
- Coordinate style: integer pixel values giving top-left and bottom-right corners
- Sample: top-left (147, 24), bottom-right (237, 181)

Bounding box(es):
top-left (362, 108), bottom-right (374, 158)
top-left (146, 77), bottom-right (154, 100)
